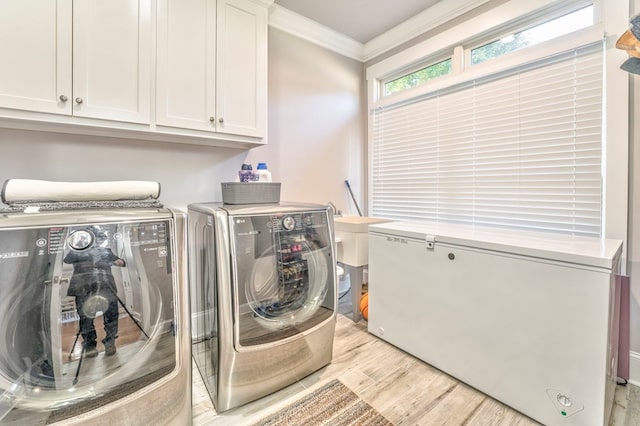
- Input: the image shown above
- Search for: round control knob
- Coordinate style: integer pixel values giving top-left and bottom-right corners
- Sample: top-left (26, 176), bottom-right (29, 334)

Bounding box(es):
top-left (282, 216), bottom-right (296, 231)
top-left (67, 230), bottom-right (94, 250)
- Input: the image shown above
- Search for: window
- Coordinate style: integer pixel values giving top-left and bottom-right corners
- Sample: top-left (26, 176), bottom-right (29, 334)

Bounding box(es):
top-left (372, 43), bottom-right (603, 236)
top-left (383, 58), bottom-right (452, 96)
top-left (471, 5), bottom-right (594, 65)
top-left (367, 0), bottom-right (627, 253)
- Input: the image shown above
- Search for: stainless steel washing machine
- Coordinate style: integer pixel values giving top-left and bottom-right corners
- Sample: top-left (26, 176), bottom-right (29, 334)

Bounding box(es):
top-left (0, 207), bottom-right (191, 425)
top-left (188, 202), bottom-right (337, 412)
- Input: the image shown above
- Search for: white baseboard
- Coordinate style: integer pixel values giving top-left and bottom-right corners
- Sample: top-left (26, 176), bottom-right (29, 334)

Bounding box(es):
top-left (628, 350), bottom-right (640, 386)
top-left (191, 310), bottom-right (214, 342)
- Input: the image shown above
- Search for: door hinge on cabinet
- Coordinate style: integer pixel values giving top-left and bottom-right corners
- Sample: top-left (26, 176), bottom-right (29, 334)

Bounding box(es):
top-left (426, 235), bottom-right (435, 249)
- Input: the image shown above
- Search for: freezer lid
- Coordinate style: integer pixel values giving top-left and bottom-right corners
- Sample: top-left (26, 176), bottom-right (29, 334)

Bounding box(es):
top-left (368, 220), bottom-right (623, 270)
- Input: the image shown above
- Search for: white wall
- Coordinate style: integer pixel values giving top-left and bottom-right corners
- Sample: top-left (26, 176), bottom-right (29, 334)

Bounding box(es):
top-left (0, 27), bottom-right (365, 215)
top-left (0, 128), bottom-right (245, 211)
top-left (245, 28), bottom-right (365, 215)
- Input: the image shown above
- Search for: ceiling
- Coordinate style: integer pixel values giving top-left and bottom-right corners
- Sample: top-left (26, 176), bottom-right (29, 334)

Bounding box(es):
top-left (273, 0), bottom-right (443, 44)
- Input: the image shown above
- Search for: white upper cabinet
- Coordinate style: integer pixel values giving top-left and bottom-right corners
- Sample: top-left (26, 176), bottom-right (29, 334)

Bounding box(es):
top-left (0, 0), bottom-right (72, 115)
top-left (0, 0), bottom-right (268, 146)
top-left (215, 0), bottom-right (267, 138)
top-left (0, 0), bottom-right (151, 124)
top-left (156, 0), bottom-right (216, 132)
top-left (156, 0), bottom-right (267, 139)
top-left (72, 0), bottom-right (152, 123)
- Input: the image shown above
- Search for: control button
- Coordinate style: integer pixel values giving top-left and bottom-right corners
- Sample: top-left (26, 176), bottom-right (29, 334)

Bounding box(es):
top-left (67, 230), bottom-right (94, 250)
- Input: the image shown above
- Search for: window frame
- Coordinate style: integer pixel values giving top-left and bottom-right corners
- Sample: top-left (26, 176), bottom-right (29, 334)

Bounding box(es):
top-left (464, 1), bottom-right (596, 69)
top-left (467, 4), bottom-right (594, 66)
top-left (365, 0), bottom-right (629, 259)
top-left (382, 54), bottom-right (453, 96)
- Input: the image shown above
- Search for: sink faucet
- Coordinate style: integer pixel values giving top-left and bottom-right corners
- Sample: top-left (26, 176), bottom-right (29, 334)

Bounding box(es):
top-left (328, 202), bottom-right (341, 216)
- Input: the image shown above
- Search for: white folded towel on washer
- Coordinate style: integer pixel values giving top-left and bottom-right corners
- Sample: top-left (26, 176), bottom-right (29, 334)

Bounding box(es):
top-left (1, 179), bottom-right (161, 204)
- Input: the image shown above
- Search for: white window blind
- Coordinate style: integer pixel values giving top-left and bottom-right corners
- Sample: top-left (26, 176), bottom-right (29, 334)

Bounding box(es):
top-left (372, 43), bottom-right (603, 236)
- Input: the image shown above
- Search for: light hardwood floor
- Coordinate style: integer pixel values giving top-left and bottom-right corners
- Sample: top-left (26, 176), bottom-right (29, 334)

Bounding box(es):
top-left (190, 310), bottom-right (640, 425)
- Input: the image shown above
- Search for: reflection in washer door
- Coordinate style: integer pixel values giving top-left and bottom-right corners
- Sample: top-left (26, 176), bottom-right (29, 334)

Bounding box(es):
top-left (233, 211), bottom-right (334, 347)
top-left (0, 219), bottom-right (178, 424)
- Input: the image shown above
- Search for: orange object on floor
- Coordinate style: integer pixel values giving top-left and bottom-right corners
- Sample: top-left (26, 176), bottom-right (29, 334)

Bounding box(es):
top-left (360, 292), bottom-right (369, 320)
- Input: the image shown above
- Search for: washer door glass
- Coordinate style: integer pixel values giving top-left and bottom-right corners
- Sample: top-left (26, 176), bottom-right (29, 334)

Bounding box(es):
top-left (0, 220), bottom-right (176, 424)
top-left (232, 211), bottom-right (336, 348)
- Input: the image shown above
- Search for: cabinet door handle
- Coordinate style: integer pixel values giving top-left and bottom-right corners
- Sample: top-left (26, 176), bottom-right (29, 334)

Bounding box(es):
top-left (209, 116), bottom-right (215, 122)
top-left (75, 97), bottom-right (83, 104)
top-left (218, 117), bottom-right (224, 124)
top-left (59, 95), bottom-right (68, 102)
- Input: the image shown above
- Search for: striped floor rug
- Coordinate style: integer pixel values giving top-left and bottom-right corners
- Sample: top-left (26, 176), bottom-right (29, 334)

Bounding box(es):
top-left (254, 379), bottom-right (393, 426)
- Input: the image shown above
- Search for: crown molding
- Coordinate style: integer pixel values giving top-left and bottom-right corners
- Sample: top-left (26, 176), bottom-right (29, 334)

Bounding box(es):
top-left (268, 5), bottom-right (365, 61)
top-left (269, 0), bottom-right (492, 63)
top-left (362, 0), bottom-right (491, 61)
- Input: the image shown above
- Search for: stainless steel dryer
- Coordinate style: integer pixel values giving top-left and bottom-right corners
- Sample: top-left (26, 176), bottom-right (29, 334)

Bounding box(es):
top-left (188, 202), bottom-right (337, 412)
top-left (0, 208), bottom-right (191, 425)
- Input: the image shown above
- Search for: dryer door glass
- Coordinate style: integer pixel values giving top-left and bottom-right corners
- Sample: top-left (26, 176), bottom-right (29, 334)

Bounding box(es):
top-left (0, 220), bottom-right (177, 424)
top-left (231, 210), bottom-right (336, 348)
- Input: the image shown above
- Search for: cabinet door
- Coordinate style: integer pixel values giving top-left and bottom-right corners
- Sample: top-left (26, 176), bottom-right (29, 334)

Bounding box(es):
top-left (156, 0), bottom-right (216, 131)
top-left (216, 0), bottom-right (267, 138)
top-left (0, 0), bottom-right (72, 115)
top-left (73, 0), bottom-right (152, 123)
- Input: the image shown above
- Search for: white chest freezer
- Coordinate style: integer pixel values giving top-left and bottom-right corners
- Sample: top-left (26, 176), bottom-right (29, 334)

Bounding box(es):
top-left (367, 220), bottom-right (623, 426)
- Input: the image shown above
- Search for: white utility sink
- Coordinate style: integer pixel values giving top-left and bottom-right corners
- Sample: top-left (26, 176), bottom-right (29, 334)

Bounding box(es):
top-left (334, 216), bottom-right (392, 265)
top-left (334, 216), bottom-right (392, 233)
top-left (334, 216), bottom-right (392, 322)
